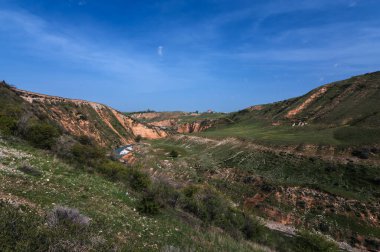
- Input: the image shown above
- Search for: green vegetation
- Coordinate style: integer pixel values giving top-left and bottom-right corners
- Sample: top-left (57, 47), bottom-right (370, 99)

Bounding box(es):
top-left (0, 138), bottom-right (264, 251)
top-left (24, 122), bottom-right (60, 149)
top-left (201, 121), bottom-right (341, 145)
top-left (201, 71), bottom-right (380, 146)
top-left (169, 149), bottom-right (179, 158)
top-left (145, 136), bottom-right (380, 250)
top-left (294, 231), bottom-right (339, 252)
top-left (0, 133), bottom-right (346, 251)
top-left (1, 72), bottom-right (379, 251)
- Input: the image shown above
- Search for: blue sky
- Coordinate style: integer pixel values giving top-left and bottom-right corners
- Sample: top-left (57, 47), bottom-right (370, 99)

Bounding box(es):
top-left (0, 0), bottom-right (379, 112)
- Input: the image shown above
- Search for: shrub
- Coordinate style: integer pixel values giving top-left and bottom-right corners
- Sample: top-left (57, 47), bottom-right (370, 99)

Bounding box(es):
top-left (137, 193), bottom-right (160, 215)
top-left (51, 135), bottom-right (76, 159)
top-left (47, 206), bottom-right (90, 229)
top-left (24, 122), bottom-right (60, 149)
top-left (97, 160), bottom-right (125, 180)
top-left (18, 165), bottom-right (42, 177)
top-left (125, 168), bottom-right (151, 191)
top-left (241, 215), bottom-right (264, 240)
top-left (78, 135), bottom-right (93, 145)
top-left (352, 148), bottom-right (370, 159)
top-left (71, 143), bottom-right (105, 166)
top-left (149, 179), bottom-right (180, 208)
top-left (0, 116), bottom-right (18, 135)
top-left (169, 150), bottom-right (179, 158)
top-left (134, 134), bottom-right (142, 143)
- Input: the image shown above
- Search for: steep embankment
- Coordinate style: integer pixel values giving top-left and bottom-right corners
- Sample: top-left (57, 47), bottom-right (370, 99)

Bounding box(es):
top-left (11, 88), bottom-right (167, 147)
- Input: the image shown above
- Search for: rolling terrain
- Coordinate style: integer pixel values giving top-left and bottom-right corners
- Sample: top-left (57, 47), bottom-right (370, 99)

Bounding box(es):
top-left (0, 72), bottom-right (379, 251)
top-left (202, 71), bottom-right (380, 147)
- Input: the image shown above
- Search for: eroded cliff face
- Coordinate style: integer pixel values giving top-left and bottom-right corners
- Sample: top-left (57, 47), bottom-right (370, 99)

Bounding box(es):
top-left (286, 86), bottom-right (329, 118)
top-left (176, 121), bottom-right (214, 133)
top-left (13, 88), bottom-right (167, 147)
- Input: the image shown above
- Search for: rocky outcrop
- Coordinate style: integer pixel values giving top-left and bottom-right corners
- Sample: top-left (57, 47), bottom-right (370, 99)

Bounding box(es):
top-left (177, 121), bottom-right (214, 133)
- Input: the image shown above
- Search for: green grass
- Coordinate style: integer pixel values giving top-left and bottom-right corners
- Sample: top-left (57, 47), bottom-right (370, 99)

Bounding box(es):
top-left (200, 121), bottom-right (341, 145)
top-left (177, 112), bottom-right (227, 123)
top-left (0, 137), bottom-right (276, 251)
top-left (199, 71), bottom-right (380, 146)
top-left (144, 136), bottom-right (380, 250)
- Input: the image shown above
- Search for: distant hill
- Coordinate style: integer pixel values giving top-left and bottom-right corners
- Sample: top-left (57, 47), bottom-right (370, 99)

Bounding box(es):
top-left (129, 111), bottom-right (227, 133)
top-left (203, 72), bottom-right (380, 146)
top-left (236, 71), bottom-right (380, 126)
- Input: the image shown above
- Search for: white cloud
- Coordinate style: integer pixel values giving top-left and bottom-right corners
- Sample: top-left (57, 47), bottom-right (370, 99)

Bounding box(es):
top-left (157, 46), bottom-right (164, 56)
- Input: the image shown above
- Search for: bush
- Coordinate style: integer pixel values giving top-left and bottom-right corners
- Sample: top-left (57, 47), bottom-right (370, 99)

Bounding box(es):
top-left (18, 165), bottom-right (42, 177)
top-left (137, 193), bottom-right (160, 215)
top-left (352, 148), bottom-right (370, 159)
top-left (169, 150), bottom-right (179, 158)
top-left (0, 116), bottom-right (17, 135)
top-left (135, 134), bottom-right (142, 143)
top-left (125, 168), bottom-right (151, 191)
top-left (78, 135), bottom-right (93, 145)
top-left (47, 206), bottom-right (90, 229)
top-left (149, 179), bottom-right (180, 208)
top-left (24, 122), bottom-right (60, 149)
top-left (241, 215), bottom-right (264, 240)
top-left (97, 161), bottom-right (125, 180)
top-left (71, 143), bottom-right (105, 166)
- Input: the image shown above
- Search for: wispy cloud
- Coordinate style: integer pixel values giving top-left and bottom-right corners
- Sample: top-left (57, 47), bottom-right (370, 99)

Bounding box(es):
top-left (0, 0), bottom-right (379, 111)
top-left (0, 9), bottom-right (186, 92)
top-left (157, 46), bottom-right (164, 57)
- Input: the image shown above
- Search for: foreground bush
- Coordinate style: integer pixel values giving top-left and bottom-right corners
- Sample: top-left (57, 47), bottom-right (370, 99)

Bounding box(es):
top-left (18, 165), bottom-right (42, 177)
top-left (125, 168), bottom-right (151, 190)
top-left (0, 201), bottom-right (112, 251)
top-left (137, 193), bottom-right (160, 215)
top-left (47, 206), bottom-right (91, 228)
top-left (24, 122), bottom-right (60, 149)
top-left (0, 115), bottom-right (17, 135)
top-left (71, 143), bottom-right (106, 166)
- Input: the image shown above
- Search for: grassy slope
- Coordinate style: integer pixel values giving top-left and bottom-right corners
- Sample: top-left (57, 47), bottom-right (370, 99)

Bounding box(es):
top-left (0, 137), bottom-right (278, 252)
top-left (145, 136), bottom-right (380, 249)
top-left (202, 72), bottom-right (380, 146)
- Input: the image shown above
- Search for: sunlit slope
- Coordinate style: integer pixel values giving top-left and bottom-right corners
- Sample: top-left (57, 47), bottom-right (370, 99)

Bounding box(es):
top-left (203, 72), bottom-right (380, 146)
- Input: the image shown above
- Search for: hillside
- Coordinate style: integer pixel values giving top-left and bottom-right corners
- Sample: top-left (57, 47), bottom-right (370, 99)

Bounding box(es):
top-left (203, 72), bottom-right (380, 146)
top-left (1, 74), bottom-right (380, 251)
top-left (0, 122), bottom-right (347, 251)
top-left (0, 82), bottom-right (167, 148)
top-left (129, 111), bottom-right (226, 133)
